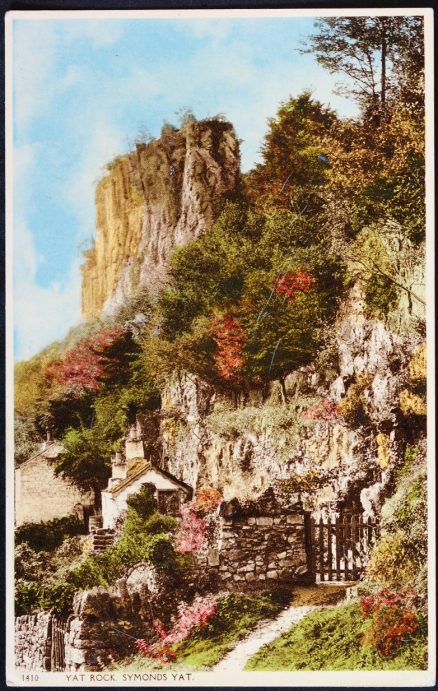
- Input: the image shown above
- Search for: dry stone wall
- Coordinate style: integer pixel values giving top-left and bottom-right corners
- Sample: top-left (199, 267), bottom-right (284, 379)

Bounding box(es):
top-left (15, 612), bottom-right (53, 671)
top-left (218, 513), bottom-right (308, 588)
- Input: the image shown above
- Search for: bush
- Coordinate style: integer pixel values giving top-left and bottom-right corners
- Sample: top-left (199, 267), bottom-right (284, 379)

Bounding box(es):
top-left (338, 373), bottom-right (372, 426)
top-left (399, 389), bottom-right (426, 416)
top-left (15, 580), bottom-right (41, 616)
top-left (38, 582), bottom-right (77, 617)
top-left (366, 533), bottom-right (418, 590)
top-left (366, 458), bottom-right (427, 606)
top-left (67, 497), bottom-right (181, 592)
top-left (15, 515), bottom-right (85, 552)
top-left (127, 484), bottom-right (157, 520)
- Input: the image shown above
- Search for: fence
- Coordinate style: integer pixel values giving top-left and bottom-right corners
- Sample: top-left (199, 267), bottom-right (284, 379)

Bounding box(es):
top-left (50, 616), bottom-right (67, 671)
top-left (306, 513), bottom-right (379, 582)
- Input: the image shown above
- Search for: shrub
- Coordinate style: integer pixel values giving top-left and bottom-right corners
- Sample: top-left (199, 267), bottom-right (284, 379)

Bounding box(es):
top-left (366, 459), bottom-right (427, 606)
top-left (366, 533), bottom-right (418, 590)
top-left (360, 588), bottom-right (420, 657)
top-left (376, 432), bottom-right (390, 469)
top-left (301, 398), bottom-right (338, 421)
top-left (245, 602), bottom-right (427, 671)
top-left (136, 595), bottom-right (218, 663)
top-left (15, 580), bottom-right (41, 616)
top-left (408, 343), bottom-right (426, 384)
top-left (39, 582), bottom-right (77, 617)
top-left (15, 515), bottom-right (85, 552)
top-left (192, 487), bottom-right (222, 516)
top-left (126, 484), bottom-right (157, 520)
top-left (338, 373), bottom-right (372, 426)
top-left (399, 389), bottom-right (426, 416)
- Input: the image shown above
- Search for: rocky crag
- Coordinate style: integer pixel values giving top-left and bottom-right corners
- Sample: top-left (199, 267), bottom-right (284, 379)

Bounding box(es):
top-left (81, 118), bottom-right (240, 319)
top-left (155, 283), bottom-right (425, 517)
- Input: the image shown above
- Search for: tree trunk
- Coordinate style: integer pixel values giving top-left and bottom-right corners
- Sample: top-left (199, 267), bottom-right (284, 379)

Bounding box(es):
top-left (279, 376), bottom-right (288, 404)
top-left (381, 28), bottom-right (387, 105)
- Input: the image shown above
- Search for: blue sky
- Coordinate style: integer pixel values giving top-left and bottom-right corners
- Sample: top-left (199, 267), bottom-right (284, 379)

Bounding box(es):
top-left (12, 15), bottom-right (358, 361)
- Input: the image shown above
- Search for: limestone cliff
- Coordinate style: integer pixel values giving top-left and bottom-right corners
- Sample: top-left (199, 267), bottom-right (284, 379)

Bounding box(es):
top-left (154, 284), bottom-right (425, 518)
top-left (81, 118), bottom-right (240, 319)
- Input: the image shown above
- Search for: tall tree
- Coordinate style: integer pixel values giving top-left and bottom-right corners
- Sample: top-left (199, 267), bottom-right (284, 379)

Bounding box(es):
top-left (302, 16), bottom-right (424, 111)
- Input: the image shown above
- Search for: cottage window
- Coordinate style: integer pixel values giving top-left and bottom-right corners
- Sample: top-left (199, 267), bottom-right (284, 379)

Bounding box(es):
top-left (157, 490), bottom-right (180, 516)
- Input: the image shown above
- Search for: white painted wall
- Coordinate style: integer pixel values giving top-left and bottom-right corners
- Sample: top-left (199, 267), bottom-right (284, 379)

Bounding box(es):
top-left (102, 468), bottom-right (184, 529)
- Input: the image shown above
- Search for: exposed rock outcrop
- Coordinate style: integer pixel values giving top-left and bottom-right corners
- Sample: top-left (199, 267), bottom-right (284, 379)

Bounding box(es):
top-left (81, 118), bottom-right (240, 319)
top-left (157, 285), bottom-right (423, 518)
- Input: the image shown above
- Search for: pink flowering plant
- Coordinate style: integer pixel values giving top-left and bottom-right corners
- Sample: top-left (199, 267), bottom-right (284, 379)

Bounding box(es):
top-left (174, 486), bottom-right (222, 555)
top-left (301, 398), bottom-right (338, 421)
top-left (136, 594), bottom-right (218, 663)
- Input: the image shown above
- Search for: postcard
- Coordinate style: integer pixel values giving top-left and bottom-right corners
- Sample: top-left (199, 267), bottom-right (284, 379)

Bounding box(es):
top-left (5, 7), bottom-right (435, 687)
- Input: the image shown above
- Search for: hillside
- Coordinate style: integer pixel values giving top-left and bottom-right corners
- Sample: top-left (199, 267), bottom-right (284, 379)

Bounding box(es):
top-left (14, 16), bottom-right (428, 675)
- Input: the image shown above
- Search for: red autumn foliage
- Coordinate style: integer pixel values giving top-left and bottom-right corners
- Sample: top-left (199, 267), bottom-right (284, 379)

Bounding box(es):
top-left (360, 586), bottom-right (417, 619)
top-left (46, 326), bottom-right (126, 394)
top-left (360, 587), bottom-right (419, 656)
top-left (210, 314), bottom-right (247, 382)
top-left (275, 271), bottom-right (315, 302)
top-left (193, 486), bottom-right (223, 515)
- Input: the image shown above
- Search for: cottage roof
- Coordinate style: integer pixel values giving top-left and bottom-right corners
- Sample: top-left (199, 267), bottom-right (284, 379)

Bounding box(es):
top-left (108, 458), bottom-right (192, 497)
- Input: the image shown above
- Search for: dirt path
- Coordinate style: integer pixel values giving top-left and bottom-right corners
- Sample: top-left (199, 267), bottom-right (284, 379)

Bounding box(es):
top-left (213, 584), bottom-right (349, 672)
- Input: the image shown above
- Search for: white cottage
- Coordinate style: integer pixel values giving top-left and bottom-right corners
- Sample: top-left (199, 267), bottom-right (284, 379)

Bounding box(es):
top-left (101, 421), bottom-right (192, 529)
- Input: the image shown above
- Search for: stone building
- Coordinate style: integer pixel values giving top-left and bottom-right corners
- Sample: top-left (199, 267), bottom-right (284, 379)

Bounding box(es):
top-left (15, 437), bottom-right (94, 527)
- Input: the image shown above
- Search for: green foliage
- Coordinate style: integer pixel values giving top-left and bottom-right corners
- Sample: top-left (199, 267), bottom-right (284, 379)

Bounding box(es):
top-left (15, 580), bottom-right (42, 616)
top-left (245, 603), bottom-right (427, 671)
top-left (246, 92), bottom-right (337, 213)
top-left (303, 17), bottom-right (424, 110)
top-left (15, 577), bottom-right (77, 617)
top-left (367, 458), bottom-right (427, 606)
top-left (15, 515), bottom-right (85, 552)
top-left (337, 373), bottom-right (372, 426)
top-left (397, 445), bottom-right (420, 480)
top-left (67, 489), bottom-right (181, 594)
top-left (38, 582), bottom-right (78, 617)
top-left (14, 412), bottom-right (41, 466)
top-left (171, 593), bottom-right (281, 670)
top-left (126, 484), bottom-right (157, 520)
top-left (55, 427), bottom-right (112, 499)
top-left (158, 199), bottom-right (345, 387)
top-left (364, 273), bottom-right (398, 318)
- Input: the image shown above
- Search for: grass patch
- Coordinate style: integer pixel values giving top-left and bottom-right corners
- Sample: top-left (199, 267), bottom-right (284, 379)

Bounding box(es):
top-left (245, 603), bottom-right (428, 671)
top-left (111, 592), bottom-right (282, 672)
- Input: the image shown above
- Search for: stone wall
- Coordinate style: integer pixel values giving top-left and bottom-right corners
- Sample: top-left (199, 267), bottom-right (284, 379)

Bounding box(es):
top-left (15, 612), bottom-right (53, 671)
top-left (217, 513), bottom-right (308, 588)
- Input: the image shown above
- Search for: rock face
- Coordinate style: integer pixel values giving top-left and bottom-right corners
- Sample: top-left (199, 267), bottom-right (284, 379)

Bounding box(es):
top-left (81, 118), bottom-right (240, 319)
top-left (158, 284), bottom-right (423, 518)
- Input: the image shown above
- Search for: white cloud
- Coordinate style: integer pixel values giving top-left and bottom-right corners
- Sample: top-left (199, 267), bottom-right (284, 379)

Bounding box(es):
top-left (13, 23), bottom-right (59, 129)
top-left (13, 219), bottom-right (82, 361)
top-left (63, 119), bottom-right (126, 232)
top-left (63, 20), bottom-right (125, 47)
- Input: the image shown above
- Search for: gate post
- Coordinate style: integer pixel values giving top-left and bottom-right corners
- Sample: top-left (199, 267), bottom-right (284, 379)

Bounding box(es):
top-left (303, 511), bottom-right (316, 584)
